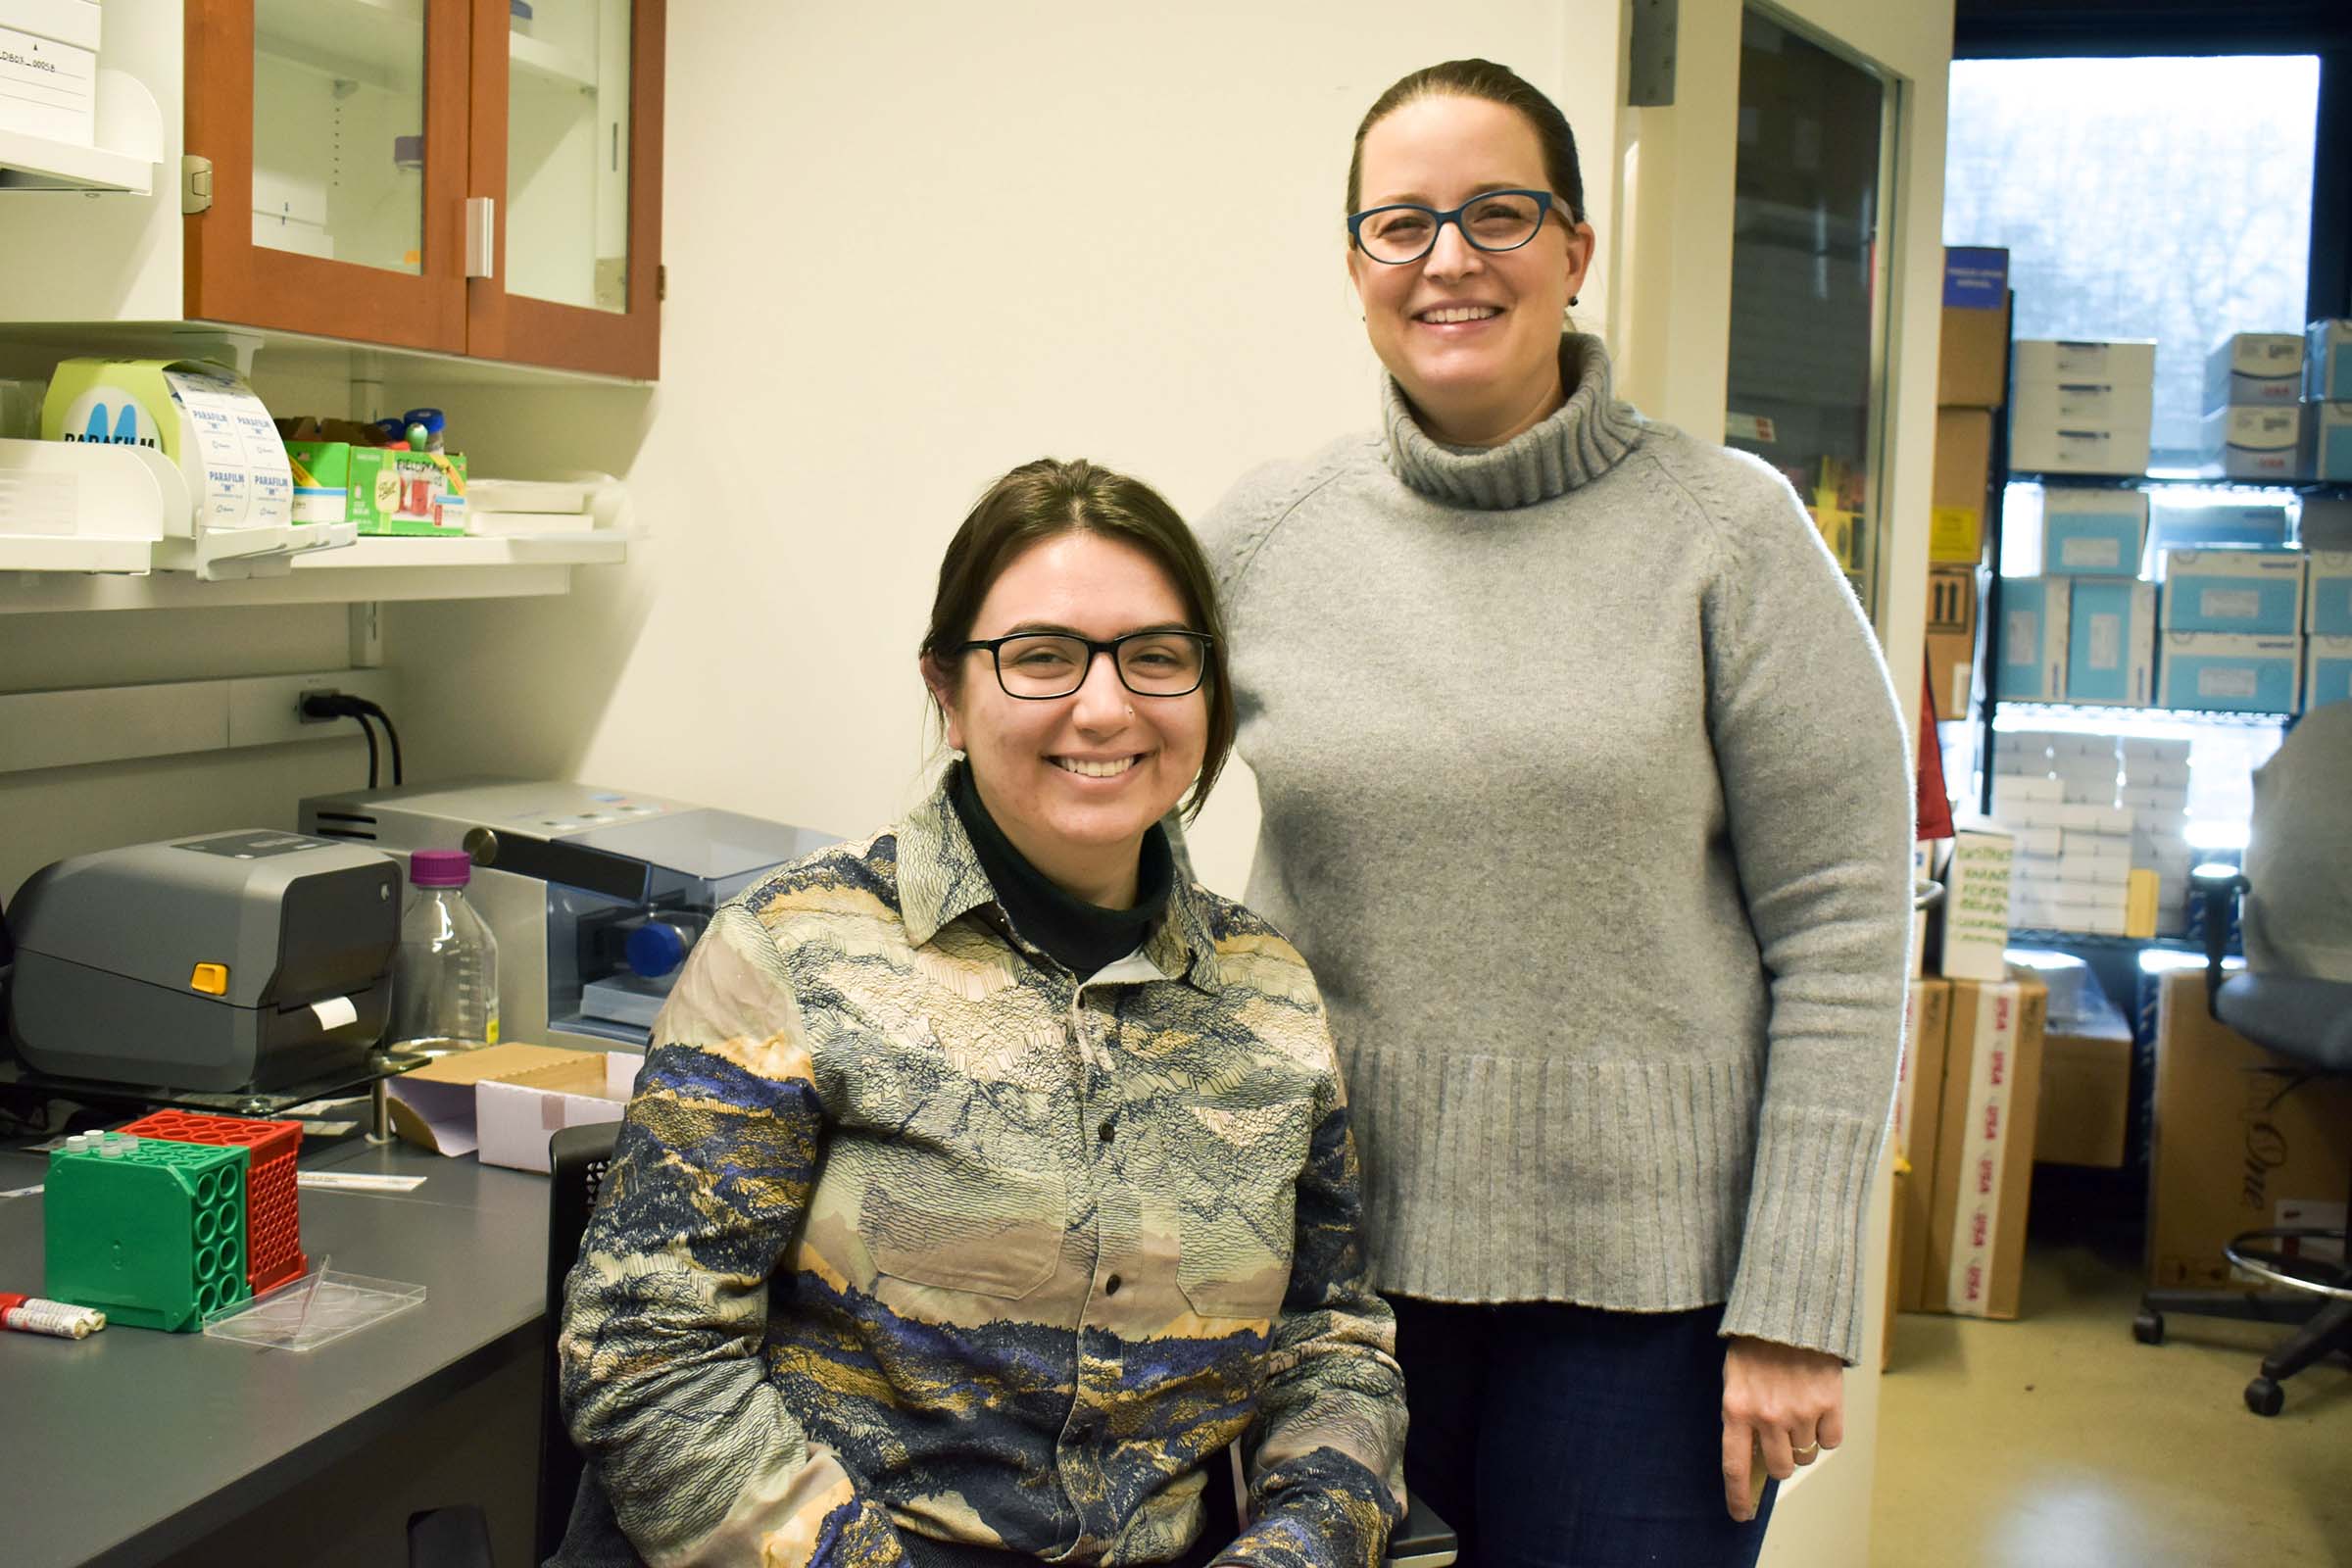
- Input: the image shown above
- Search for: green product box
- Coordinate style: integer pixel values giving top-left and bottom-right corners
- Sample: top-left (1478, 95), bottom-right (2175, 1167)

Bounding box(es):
top-left (284, 441), bottom-right (469, 535)
top-left (45, 1141), bottom-right (252, 1332)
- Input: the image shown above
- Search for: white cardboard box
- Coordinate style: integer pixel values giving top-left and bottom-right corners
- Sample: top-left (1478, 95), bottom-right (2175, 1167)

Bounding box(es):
top-left (387, 1043), bottom-right (642, 1171)
top-left (2161, 548), bottom-right (2306, 635)
top-left (2204, 332), bottom-right (2305, 409)
top-left (2202, 406), bottom-right (2304, 483)
top-left (0, 22), bottom-right (96, 146)
top-left (2014, 340), bottom-right (2157, 384)
top-left (1938, 824), bottom-right (2017, 983)
top-left (2011, 419), bottom-right (2152, 478)
top-left (2013, 379), bottom-right (2156, 434)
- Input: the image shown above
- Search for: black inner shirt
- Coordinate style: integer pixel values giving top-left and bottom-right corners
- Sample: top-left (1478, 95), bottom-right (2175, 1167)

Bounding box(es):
top-left (948, 760), bottom-right (1173, 976)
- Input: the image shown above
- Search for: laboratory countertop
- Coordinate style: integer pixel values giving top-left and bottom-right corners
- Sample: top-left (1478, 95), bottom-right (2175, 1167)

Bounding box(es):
top-left (0, 1136), bottom-right (551, 1568)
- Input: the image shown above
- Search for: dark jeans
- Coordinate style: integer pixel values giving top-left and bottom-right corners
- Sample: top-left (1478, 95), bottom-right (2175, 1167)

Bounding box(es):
top-left (1391, 1296), bottom-right (1779, 1568)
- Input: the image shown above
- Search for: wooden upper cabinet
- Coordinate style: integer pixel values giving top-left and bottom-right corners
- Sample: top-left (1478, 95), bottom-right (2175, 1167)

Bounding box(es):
top-left (466, 0), bottom-right (664, 380)
top-left (181, 0), bottom-right (662, 379)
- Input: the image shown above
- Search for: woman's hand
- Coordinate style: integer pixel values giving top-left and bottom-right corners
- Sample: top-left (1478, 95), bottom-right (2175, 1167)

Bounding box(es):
top-left (1720, 1335), bottom-right (1844, 1522)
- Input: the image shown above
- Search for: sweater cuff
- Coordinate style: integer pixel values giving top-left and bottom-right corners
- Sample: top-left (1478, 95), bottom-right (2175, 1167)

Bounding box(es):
top-left (1719, 1104), bottom-right (1884, 1364)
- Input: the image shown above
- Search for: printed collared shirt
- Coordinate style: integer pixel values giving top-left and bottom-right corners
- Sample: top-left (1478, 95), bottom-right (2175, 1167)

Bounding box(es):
top-left (557, 773), bottom-right (1406, 1568)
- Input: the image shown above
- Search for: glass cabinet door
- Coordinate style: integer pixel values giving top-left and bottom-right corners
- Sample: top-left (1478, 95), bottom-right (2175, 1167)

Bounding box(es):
top-left (250, 0), bottom-right (427, 274)
top-left (1724, 7), bottom-right (1897, 623)
top-left (467, 0), bottom-right (662, 378)
top-left (184, 0), bottom-right (469, 354)
top-left (502, 0), bottom-right (634, 313)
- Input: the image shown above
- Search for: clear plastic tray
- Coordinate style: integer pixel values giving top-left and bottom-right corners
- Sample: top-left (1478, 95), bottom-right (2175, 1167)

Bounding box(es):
top-left (202, 1264), bottom-right (425, 1351)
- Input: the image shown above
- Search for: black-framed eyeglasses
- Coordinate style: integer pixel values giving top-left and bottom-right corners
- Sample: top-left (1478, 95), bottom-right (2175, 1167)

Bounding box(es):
top-left (1348, 188), bottom-right (1561, 266)
top-left (956, 630), bottom-right (1213, 700)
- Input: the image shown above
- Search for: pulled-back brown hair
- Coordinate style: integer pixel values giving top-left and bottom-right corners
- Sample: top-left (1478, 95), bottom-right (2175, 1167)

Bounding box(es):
top-left (919, 458), bottom-right (1235, 821)
top-left (1347, 58), bottom-right (1587, 223)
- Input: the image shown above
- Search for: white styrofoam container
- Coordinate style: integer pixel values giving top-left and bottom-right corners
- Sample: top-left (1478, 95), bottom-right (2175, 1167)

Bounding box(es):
top-left (0, 22), bottom-right (96, 146)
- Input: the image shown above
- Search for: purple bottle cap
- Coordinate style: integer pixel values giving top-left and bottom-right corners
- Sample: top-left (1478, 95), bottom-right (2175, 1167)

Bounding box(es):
top-left (409, 849), bottom-right (474, 888)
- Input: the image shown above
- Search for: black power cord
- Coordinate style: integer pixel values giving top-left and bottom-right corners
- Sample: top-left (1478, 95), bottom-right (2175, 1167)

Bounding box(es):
top-left (346, 698), bottom-right (404, 787)
top-left (302, 694), bottom-right (392, 790)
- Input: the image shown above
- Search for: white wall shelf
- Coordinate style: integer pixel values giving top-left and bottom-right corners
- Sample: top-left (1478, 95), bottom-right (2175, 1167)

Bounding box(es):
top-left (0, 533), bottom-right (629, 614)
top-left (0, 70), bottom-right (164, 195)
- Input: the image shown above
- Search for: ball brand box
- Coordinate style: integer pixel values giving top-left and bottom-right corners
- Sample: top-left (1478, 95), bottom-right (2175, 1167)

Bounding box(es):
top-left (1995, 576), bottom-right (2071, 702)
top-left (2064, 578), bottom-right (2156, 707)
top-left (2159, 549), bottom-right (2305, 636)
top-left (2157, 631), bottom-right (2303, 714)
top-left (2202, 405), bottom-right (2304, 482)
top-left (2203, 331), bottom-right (2304, 410)
top-left (2040, 488), bottom-right (2147, 576)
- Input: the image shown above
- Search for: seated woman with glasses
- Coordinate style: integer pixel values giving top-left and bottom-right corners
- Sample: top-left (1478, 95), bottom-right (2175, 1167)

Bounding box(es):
top-left (551, 458), bottom-right (1407, 1568)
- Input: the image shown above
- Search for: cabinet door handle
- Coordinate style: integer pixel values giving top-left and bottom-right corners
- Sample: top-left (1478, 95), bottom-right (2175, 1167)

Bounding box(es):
top-left (466, 197), bottom-right (497, 280)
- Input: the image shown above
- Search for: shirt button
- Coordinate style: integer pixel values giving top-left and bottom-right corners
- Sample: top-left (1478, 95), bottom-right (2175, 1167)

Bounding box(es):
top-left (1097, 1119), bottom-right (1114, 1143)
top-left (1104, 1274), bottom-right (1123, 1297)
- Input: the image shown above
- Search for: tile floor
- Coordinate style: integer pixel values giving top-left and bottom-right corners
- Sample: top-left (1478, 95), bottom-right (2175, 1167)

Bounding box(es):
top-left (1874, 1237), bottom-right (2350, 1566)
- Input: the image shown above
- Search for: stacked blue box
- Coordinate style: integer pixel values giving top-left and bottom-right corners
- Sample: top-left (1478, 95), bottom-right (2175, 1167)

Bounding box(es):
top-left (2041, 489), bottom-right (2147, 576)
top-left (2066, 579), bottom-right (2157, 706)
top-left (2158, 631), bottom-right (2302, 713)
top-left (2157, 549), bottom-right (2305, 635)
top-left (1995, 576), bottom-right (2070, 701)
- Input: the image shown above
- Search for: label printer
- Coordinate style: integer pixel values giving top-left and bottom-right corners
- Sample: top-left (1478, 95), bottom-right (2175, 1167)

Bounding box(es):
top-left (4, 831), bottom-right (401, 1093)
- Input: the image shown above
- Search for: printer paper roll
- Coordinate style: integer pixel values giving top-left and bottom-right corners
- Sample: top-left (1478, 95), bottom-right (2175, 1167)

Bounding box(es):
top-left (310, 996), bottom-right (360, 1032)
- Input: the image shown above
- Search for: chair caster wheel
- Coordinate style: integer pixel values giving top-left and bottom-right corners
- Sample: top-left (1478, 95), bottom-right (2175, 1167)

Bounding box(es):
top-left (2132, 1309), bottom-right (2164, 1346)
top-left (2245, 1377), bottom-right (2284, 1417)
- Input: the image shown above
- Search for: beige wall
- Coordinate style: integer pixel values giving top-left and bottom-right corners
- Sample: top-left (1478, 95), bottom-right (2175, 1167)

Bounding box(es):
top-left (379, 0), bottom-right (1626, 894)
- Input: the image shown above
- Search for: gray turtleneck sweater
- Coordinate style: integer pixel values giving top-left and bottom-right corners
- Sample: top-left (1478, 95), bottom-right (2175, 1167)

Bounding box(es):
top-left (1197, 336), bottom-right (1914, 1363)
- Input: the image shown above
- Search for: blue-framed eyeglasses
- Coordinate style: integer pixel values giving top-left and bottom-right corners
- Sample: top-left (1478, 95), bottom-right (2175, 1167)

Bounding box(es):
top-left (1348, 188), bottom-right (1562, 266)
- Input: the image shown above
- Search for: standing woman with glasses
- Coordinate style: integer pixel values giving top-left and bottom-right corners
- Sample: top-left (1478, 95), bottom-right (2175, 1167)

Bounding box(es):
top-left (554, 458), bottom-right (1407, 1568)
top-left (1191, 59), bottom-right (1912, 1565)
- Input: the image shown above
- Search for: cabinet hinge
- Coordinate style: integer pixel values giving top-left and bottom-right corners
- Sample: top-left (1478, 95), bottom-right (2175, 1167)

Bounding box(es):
top-left (657, 265), bottom-right (666, 302)
top-left (180, 155), bottom-right (214, 216)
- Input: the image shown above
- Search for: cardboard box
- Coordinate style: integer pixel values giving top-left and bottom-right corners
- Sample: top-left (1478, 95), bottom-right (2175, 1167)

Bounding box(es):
top-left (2010, 419), bottom-right (2151, 478)
top-left (2203, 332), bottom-right (2305, 410)
top-left (2034, 1020), bottom-right (2133, 1168)
top-left (2041, 488), bottom-right (2147, 577)
top-left (1896, 978), bottom-right (1954, 1315)
top-left (2013, 340), bottom-right (2157, 385)
top-left (2065, 578), bottom-right (2157, 707)
top-left (2157, 631), bottom-right (2303, 715)
top-left (1937, 825), bottom-right (2016, 984)
top-left (1995, 576), bottom-right (2070, 701)
top-left (1925, 564), bottom-right (1979, 720)
top-left (2012, 378), bottom-right (2155, 434)
top-left (1937, 247), bottom-right (2010, 408)
top-left (2307, 552), bottom-right (2352, 637)
top-left (1885, 1158), bottom-right (1907, 1368)
top-left (2201, 406), bottom-right (2304, 483)
top-left (2159, 548), bottom-right (2305, 635)
top-left (1931, 409), bottom-right (1994, 563)
top-left (284, 440), bottom-right (469, 534)
top-left (1921, 974), bottom-right (2049, 1318)
top-left (2305, 318), bottom-right (2352, 403)
top-left (2305, 401), bottom-right (2352, 483)
top-left (386, 1042), bottom-right (641, 1171)
top-left (2147, 970), bottom-right (2352, 1289)
top-left (2304, 634), bottom-right (2352, 710)
top-left (0, 22), bottom-right (96, 146)
top-left (2142, 500), bottom-right (2292, 574)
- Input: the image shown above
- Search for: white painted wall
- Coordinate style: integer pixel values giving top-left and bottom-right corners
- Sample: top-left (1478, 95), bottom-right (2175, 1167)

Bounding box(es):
top-left (384, 0), bottom-right (1630, 899)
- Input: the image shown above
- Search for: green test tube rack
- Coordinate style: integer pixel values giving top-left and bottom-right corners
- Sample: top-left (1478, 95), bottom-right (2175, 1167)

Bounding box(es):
top-left (45, 1138), bottom-right (254, 1332)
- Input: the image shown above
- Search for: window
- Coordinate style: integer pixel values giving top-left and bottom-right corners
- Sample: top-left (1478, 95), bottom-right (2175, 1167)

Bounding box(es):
top-left (1943, 55), bottom-right (2320, 470)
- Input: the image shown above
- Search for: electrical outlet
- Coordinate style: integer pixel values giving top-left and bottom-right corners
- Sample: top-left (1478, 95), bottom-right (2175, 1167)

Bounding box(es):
top-left (226, 670), bottom-right (400, 750)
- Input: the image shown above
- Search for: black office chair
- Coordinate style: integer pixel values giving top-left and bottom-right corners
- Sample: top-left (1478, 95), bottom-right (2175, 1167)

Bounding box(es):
top-left (532, 1121), bottom-right (1456, 1566)
top-left (2133, 706), bottom-right (2352, 1417)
